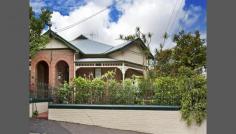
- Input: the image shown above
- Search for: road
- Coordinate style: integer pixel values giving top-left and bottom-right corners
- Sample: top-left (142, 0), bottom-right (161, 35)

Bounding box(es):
top-left (30, 119), bottom-right (148, 134)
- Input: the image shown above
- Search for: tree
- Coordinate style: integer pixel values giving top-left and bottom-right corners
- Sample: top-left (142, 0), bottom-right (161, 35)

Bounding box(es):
top-left (119, 27), bottom-right (152, 48)
top-left (173, 30), bottom-right (206, 71)
top-left (119, 27), bottom-right (153, 67)
top-left (154, 32), bottom-right (176, 76)
top-left (29, 7), bottom-right (52, 57)
top-left (154, 30), bottom-right (206, 76)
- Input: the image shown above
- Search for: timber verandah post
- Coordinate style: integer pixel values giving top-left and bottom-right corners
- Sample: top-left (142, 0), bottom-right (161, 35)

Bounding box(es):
top-left (121, 62), bottom-right (127, 83)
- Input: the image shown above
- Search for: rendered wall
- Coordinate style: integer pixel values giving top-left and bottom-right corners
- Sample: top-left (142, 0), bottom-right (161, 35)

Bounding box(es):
top-left (48, 108), bottom-right (206, 134)
top-left (29, 102), bottom-right (48, 117)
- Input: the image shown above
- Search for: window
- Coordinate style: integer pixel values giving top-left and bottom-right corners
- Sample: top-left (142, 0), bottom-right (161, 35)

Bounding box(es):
top-left (95, 68), bottom-right (101, 78)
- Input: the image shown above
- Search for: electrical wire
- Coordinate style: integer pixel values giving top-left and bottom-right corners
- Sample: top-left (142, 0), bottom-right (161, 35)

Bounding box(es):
top-left (55, 0), bottom-right (123, 33)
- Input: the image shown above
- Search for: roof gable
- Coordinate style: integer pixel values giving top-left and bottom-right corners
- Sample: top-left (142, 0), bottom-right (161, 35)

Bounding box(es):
top-left (42, 31), bottom-right (153, 58)
top-left (44, 38), bottom-right (69, 49)
top-left (43, 30), bottom-right (80, 53)
top-left (105, 38), bottom-right (154, 59)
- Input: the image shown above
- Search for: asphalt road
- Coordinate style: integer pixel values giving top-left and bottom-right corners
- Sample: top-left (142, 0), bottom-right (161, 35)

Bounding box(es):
top-left (30, 119), bottom-right (148, 134)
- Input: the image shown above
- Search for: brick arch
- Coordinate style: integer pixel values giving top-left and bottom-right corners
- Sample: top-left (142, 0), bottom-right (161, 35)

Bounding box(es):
top-left (30, 49), bottom-right (75, 89)
top-left (36, 60), bottom-right (49, 84)
top-left (54, 60), bottom-right (70, 87)
top-left (31, 57), bottom-right (51, 90)
top-left (51, 57), bottom-right (74, 88)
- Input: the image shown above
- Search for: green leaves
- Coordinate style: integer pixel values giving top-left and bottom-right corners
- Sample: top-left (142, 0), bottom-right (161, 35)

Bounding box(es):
top-left (173, 30), bottom-right (206, 70)
top-left (154, 77), bottom-right (181, 105)
top-left (179, 75), bottom-right (207, 126)
top-left (29, 7), bottom-right (52, 57)
top-left (155, 30), bottom-right (206, 76)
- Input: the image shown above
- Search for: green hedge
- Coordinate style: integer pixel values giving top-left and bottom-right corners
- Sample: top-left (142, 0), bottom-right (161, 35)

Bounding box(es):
top-left (55, 70), bottom-right (207, 126)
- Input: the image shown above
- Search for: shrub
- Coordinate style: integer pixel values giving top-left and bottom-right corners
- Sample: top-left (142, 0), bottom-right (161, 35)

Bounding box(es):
top-left (91, 78), bottom-right (105, 104)
top-left (180, 75), bottom-right (207, 126)
top-left (56, 82), bottom-right (73, 104)
top-left (137, 77), bottom-right (155, 104)
top-left (154, 77), bottom-right (181, 105)
top-left (73, 77), bottom-right (92, 104)
top-left (106, 79), bottom-right (122, 104)
top-left (118, 79), bottom-right (138, 104)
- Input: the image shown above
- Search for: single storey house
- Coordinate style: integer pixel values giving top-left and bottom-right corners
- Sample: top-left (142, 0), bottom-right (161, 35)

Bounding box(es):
top-left (29, 30), bottom-right (153, 90)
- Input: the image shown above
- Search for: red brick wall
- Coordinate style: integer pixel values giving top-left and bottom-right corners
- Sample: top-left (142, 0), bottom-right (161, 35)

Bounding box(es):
top-left (31, 49), bottom-right (75, 89)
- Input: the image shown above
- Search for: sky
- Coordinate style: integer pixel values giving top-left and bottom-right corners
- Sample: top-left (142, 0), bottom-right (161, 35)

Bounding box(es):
top-left (30, 0), bottom-right (207, 53)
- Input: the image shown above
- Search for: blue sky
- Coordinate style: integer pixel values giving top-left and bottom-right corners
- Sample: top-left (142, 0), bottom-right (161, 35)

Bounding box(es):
top-left (30, 0), bottom-right (207, 50)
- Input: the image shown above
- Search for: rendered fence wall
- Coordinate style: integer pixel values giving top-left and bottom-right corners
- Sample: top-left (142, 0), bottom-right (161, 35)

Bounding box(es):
top-left (29, 102), bottom-right (48, 117)
top-left (48, 105), bottom-right (206, 134)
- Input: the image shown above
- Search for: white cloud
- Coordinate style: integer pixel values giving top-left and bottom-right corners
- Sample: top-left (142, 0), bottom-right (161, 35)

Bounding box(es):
top-left (182, 5), bottom-right (202, 28)
top-left (49, 0), bottom-right (201, 54)
top-left (30, 0), bottom-right (46, 13)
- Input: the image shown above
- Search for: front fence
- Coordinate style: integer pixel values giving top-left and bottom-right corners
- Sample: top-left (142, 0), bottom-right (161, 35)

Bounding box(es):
top-left (29, 83), bottom-right (181, 106)
top-left (54, 89), bottom-right (181, 106)
top-left (29, 83), bottom-right (55, 102)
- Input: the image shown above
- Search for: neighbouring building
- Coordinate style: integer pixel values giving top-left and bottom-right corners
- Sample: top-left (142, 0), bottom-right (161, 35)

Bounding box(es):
top-left (29, 30), bottom-right (153, 91)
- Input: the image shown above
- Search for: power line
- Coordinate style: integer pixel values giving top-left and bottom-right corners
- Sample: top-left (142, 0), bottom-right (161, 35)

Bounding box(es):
top-left (55, 7), bottom-right (110, 32)
top-left (177, 0), bottom-right (201, 33)
top-left (55, 0), bottom-right (122, 33)
top-left (161, 0), bottom-right (179, 38)
top-left (167, 0), bottom-right (184, 34)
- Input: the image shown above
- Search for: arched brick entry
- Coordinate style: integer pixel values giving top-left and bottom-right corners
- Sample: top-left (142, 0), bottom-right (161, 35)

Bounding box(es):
top-left (36, 61), bottom-right (49, 85)
top-left (36, 60), bottom-right (49, 98)
top-left (55, 60), bottom-right (69, 86)
top-left (125, 68), bottom-right (143, 79)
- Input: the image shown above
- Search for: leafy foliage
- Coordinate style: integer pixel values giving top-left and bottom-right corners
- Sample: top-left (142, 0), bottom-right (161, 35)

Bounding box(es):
top-left (29, 7), bottom-right (52, 57)
top-left (32, 110), bottom-right (38, 118)
top-left (119, 26), bottom-right (152, 48)
top-left (179, 75), bottom-right (207, 126)
top-left (154, 77), bottom-right (181, 105)
top-left (56, 82), bottom-right (73, 104)
top-left (173, 30), bottom-right (206, 70)
top-left (154, 30), bottom-right (206, 76)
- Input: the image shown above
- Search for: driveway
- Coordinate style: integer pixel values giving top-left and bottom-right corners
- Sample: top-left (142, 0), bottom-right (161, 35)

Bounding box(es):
top-left (30, 119), bottom-right (148, 134)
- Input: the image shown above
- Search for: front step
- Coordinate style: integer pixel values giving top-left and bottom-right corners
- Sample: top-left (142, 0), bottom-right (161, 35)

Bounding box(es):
top-left (36, 112), bottom-right (48, 120)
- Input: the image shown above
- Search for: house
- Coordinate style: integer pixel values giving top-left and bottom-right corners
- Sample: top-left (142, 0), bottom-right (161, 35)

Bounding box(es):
top-left (29, 30), bottom-right (153, 90)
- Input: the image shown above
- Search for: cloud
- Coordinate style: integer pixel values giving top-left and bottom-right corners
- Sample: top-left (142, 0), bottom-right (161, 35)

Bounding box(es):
top-left (181, 5), bottom-right (202, 28)
top-left (30, 0), bottom-right (46, 13)
top-left (32, 0), bottom-right (204, 54)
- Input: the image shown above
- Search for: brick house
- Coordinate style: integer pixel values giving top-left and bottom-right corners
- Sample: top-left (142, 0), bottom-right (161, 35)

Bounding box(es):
top-left (29, 30), bottom-right (153, 91)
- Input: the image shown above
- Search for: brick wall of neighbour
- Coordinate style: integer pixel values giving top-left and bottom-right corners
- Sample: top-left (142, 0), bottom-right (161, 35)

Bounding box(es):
top-left (30, 49), bottom-right (75, 89)
top-left (48, 108), bottom-right (207, 134)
